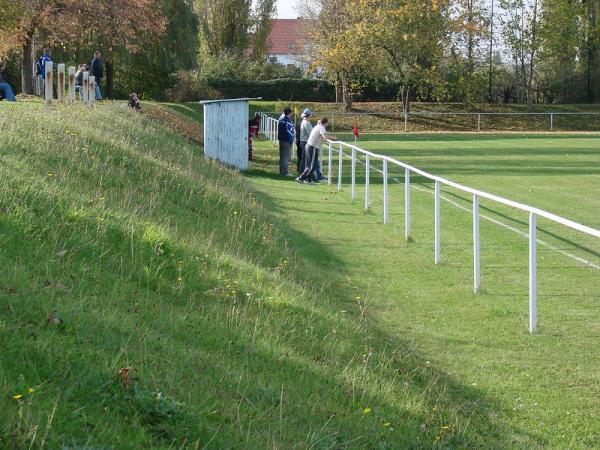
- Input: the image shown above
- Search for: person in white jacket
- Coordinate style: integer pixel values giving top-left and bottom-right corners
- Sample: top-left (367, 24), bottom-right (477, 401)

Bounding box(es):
top-left (297, 117), bottom-right (335, 184)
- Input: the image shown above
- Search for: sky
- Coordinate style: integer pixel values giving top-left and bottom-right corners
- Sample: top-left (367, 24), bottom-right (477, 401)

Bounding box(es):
top-left (276, 0), bottom-right (302, 18)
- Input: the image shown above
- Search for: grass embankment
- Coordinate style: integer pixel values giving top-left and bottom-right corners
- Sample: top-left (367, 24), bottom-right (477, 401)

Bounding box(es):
top-left (1, 100), bottom-right (508, 449)
top-left (164, 100), bottom-right (600, 133)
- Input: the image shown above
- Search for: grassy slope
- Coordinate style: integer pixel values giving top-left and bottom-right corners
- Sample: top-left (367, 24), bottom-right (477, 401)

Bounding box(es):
top-left (1, 101), bottom-right (504, 449)
top-left (2, 100), bottom-right (600, 449)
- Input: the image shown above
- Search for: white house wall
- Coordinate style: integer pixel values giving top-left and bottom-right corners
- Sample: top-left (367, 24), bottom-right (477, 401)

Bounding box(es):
top-left (202, 100), bottom-right (249, 171)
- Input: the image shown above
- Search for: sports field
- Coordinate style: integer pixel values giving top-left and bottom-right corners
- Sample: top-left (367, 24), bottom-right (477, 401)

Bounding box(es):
top-left (249, 132), bottom-right (600, 448)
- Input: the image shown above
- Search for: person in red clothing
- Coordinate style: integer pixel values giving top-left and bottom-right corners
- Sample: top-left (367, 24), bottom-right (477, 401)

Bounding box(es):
top-left (248, 115), bottom-right (261, 161)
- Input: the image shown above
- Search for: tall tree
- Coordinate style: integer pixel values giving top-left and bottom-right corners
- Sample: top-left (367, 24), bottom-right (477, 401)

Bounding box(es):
top-left (0, 0), bottom-right (84, 94)
top-left (0, 0), bottom-right (166, 95)
top-left (303, 0), bottom-right (375, 110)
top-left (250, 0), bottom-right (276, 59)
top-left (500, 0), bottom-right (541, 107)
top-left (451, 0), bottom-right (487, 102)
top-left (361, 0), bottom-right (449, 112)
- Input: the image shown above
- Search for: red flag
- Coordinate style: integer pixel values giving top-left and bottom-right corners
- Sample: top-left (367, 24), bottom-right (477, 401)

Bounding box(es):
top-left (353, 122), bottom-right (359, 139)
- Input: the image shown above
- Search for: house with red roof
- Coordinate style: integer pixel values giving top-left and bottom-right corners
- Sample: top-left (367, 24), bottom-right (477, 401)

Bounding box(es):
top-left (266, 19), bottom-right (309, 69)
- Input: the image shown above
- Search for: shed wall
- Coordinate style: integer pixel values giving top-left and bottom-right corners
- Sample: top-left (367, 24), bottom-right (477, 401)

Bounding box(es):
top-left (203, 100), bottom-right (248, 170)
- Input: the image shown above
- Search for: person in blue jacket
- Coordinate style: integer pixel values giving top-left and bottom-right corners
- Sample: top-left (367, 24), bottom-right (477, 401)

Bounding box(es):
top-left (278, 107), bottom-right (295, 176)
top-left (38, 48), bottom-right (52, 80)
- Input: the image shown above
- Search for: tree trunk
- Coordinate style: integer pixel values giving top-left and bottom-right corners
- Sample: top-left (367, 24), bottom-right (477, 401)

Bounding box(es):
top-left (341, 69), bottom-right (352, 111)
top-left (466, 0), bottom-right (474, 103)
top-left (400, 85), bottom-right (411, 113)
top-left (526, 0), bottom-right (539, 111)
top-left (487, 0), bottom-right (494, 103)
top-left (21, 37), bottom-right (34, 95)
top-left (106, 60), bottom-right (114, 99)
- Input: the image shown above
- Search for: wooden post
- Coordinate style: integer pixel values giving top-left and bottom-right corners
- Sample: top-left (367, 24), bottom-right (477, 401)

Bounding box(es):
top-left (89, 76), bottom-right (97, 107)
top-left (68, 66), bottom-right (76, 102)
top-left (44, 61), bottom-right (53, 105)
top-left (82, 71), bottom-right (89, 104)
top-left (57, 64), bottom-right (65, 103)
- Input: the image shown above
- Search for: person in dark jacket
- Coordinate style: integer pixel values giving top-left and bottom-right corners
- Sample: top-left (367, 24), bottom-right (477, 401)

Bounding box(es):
top-left (278, 107), bottom-right (295, 176)
top-left (0, 60), bottom-right (17, 101)
top-left (91, 51), bottom-right (103, 100)
top-left (128, 93), bottom-right (141, 110)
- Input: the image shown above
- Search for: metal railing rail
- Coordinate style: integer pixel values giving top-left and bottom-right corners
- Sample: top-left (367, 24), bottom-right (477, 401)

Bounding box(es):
top-left (323, 139), bottom-right (600, 333)
top-left (257, 111), bottom-right (600, 132)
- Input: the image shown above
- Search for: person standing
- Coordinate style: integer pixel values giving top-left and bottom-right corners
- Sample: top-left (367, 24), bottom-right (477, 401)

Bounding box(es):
top-left (248, 115), bottom-right (260, 161)
top-left (278, 108), bottom-right (295, 176)
top-left (38, 48), bottom-right (52, 81)
top-left (0, 60), bottom-right (17, 101)
top-left (298, 108), bottom-right (313, 174)
top-left (298, 117), bottom-right (335, 184)
top-left (91, 51), bottom-right (103, 100)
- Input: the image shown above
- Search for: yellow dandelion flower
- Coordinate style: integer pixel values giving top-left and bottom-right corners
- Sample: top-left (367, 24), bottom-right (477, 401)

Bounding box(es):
top-left (28, 388), bottom-right (35, 394)
top-left (13, 394), bottom-right (22, 400)
top-left (363, 407), bottom-right (372, 414)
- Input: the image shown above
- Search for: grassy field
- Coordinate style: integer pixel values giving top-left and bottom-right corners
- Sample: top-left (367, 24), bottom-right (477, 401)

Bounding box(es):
top-left (2, 99), bottom-right (600, 448)
top-left (247, 131), bottom-right (600, 448)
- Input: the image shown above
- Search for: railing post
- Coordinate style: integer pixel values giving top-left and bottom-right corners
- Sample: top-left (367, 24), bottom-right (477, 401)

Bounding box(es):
top-left (328, 142), bottom-right (333, 185)
top-left (550, 113), bottom-right (554, 132)
top-left (337, 143), bottom-right (343, 191)
top-left (365, 155), bottom-right (370, 211)
top-left (477, 114), bottom-right (481, 132)
top-left (405, 168), bottom-right (410, 241)
top-left (529, 212), bottom-right (537, 333)
top-left (473, 194), bottom-right (480, 292)
top-left (68, 66), bottom-right (75, 102)
top-left (57, 63), bottom-right (65, 103)
top-left (434, 180), bottom-right (441, 264)
top-left (351, 148), bottom-right (356, 200)
top-left (44, 61), bottom-right (54, 106)
top-left (383, 159), bottom-right (388, 224)
top-left (89, 76), bottom-right (96, 107)
top-left (404, 113), bottom-right (408, 132)
top-left (82, 71), bottom-right (89, 104)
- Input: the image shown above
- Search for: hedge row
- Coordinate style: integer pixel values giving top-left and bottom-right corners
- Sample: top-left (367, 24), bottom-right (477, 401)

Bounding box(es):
top-left (201, 77), bottom-right (404, 102)
top-left (206, 78), bottom-right (335, 102)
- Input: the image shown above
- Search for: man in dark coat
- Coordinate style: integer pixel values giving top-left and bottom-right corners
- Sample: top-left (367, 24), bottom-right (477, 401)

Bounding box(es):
top-left (91, 51), bottom-right (103, 100)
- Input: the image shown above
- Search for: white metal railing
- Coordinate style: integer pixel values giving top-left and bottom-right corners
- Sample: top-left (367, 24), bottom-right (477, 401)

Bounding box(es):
top-left (324, 139), bottom-right (600, 333)
top-left (258, 112), bottom-right (279, 143)
top-left (257, 111), bottom-right (600, 132)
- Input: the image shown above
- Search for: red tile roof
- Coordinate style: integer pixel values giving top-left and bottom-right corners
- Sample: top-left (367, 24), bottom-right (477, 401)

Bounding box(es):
top-left (267, 19), bottom-right (306, 55)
